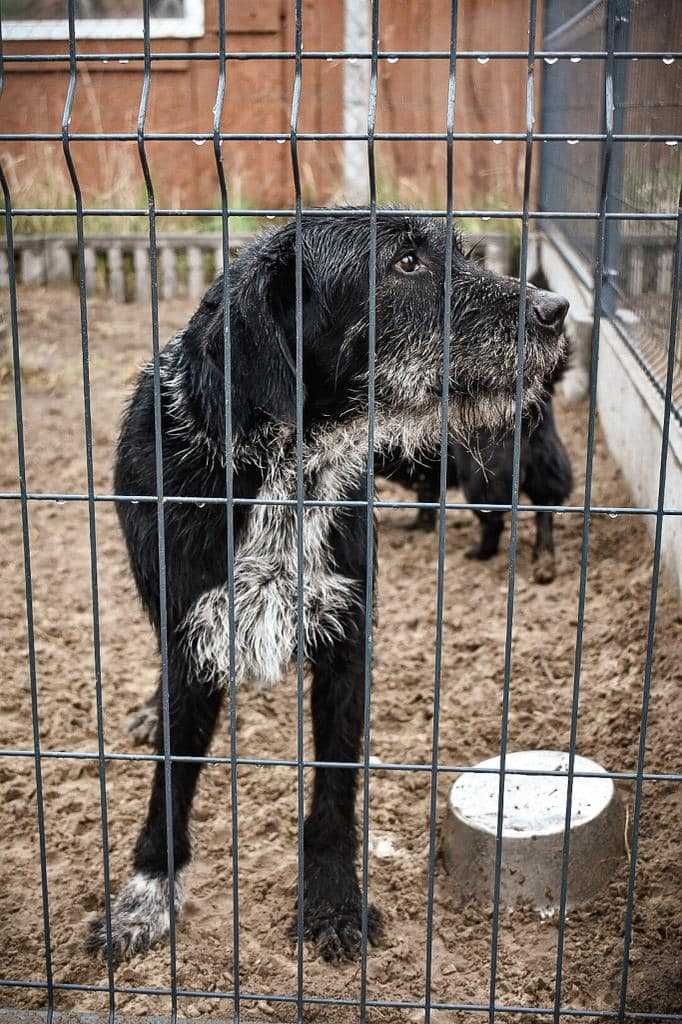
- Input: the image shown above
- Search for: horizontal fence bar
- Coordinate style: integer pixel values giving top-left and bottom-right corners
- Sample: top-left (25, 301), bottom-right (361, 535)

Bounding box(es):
top-left (1, 131), bottom-right (680, 143)
top-left (1, 49), bottom-right (680, 63)
top-left (0, 977), bottom-right (680, 1022)
top-left (0, 491), bottom-right (680, 515)
top-left (4, 208), bottom-right (678, 221)
top-left (1, 746), bottom-right (680, 782)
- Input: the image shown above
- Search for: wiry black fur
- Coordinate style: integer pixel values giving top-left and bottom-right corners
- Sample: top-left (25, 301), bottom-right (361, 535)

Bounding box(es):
top-left (87, 211), bottom-right (568, 963)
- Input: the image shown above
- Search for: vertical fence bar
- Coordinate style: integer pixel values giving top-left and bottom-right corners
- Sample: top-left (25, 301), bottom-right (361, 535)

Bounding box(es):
top-left (359, 1), bottom-right (379, 1020)
top-left (488, 3), bottom-right (537, 1021)
top-left (137, 3), bottom-right (179, 1019)
top-left (0, 152), bottom-right (55, 1024)
top-left (618, 187), bottom-right (682, 1019)
top-left (212, 2), bottom-right (241, 1019)
top-left (61, 1), bottom-right (116, 1011)
top-left (423, 3), bottom-right (458, 1022)
top-left (552, 3), bottom-right (617, 1017)
top-left (289, 2), bottom-right (305, 1020)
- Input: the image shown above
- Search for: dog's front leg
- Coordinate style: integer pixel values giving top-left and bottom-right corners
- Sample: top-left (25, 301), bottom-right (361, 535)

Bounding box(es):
top-left (295, 603), bottom-right (383, 962)
top-left (87, 645), bottom-right (223, 961)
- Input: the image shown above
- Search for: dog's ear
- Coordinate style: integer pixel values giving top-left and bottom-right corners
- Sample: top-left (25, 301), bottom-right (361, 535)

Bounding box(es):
top-left (231, 226), bottom-right (304, 426)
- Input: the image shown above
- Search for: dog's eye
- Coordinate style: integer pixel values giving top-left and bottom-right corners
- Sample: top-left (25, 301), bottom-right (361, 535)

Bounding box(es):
top-left (397, 252), bottom-right (422, 274)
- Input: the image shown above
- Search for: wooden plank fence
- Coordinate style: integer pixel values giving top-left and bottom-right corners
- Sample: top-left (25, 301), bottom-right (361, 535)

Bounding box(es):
top-left (0, 231), bottom-right (521, 303)
top-left (0, 233), bottom-right (251, 304)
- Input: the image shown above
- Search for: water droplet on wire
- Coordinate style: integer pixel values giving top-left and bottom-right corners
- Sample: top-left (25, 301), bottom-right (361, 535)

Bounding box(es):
top-left (493, 138), bottom-right (503, 145)
top-left (567, 138), bottom-right (580, 145)
top-left (662, 57), bottom-right (675, 65)
top-left (276, 138), bottom-right (286, 145)
top-left (570, 56), bottom-right (582, 63)
top-left (477, 57), bottom-right (490, 65)
top-left (192, 138), bottom-right (208, 146)
top-left (387, 56), bottom-right (399, 64)
top-left (544, 57), bottom-right (559, 65)
top-left (665, 139), bottom-right (678, 147)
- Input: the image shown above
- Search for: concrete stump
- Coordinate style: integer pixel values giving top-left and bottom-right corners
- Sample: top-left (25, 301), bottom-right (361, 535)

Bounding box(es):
top-left (444, 750), bottom-right (625, 913)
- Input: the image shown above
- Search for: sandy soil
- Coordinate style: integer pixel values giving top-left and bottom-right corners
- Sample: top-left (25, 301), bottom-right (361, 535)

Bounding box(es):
top-left (1, 287), bottom-right (681, 1023)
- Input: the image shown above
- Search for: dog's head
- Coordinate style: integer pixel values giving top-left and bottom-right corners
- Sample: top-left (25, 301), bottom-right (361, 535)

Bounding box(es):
top-left (229, 211), bottom-right (568, 439)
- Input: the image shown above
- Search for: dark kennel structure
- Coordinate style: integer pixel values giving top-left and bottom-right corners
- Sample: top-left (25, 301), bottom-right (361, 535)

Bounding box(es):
top-left (1, 0), bottom-right (681, 1021)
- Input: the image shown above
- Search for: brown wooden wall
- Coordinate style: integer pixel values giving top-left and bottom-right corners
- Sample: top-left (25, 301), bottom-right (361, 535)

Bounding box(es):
top-left (2, 0), bottom-right (540, 215)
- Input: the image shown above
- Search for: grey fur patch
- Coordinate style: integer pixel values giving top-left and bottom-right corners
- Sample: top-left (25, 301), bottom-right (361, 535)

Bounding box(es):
top-left (87, 871), bottom-right (184, 961)
top-left (181, 408), bottom-right (444, 690)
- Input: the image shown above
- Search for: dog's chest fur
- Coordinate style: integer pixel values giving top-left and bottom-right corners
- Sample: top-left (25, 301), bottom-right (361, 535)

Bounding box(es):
top-left (181, 413), bottom-right (439, 690)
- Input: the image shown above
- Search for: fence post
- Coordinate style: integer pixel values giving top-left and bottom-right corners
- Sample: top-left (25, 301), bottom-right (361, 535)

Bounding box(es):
top-left (21, 244), bottom-right (46, 286)
top-left (485, 235), bottom-right (511, 276)
top-left (108, 245), bottom-right (125, 303)
top-left (187, 245), bottom-right (203, 300)
top-left (212, 241), bottom-right (222, 277)
top-left (160, 245), bottom-right (176, 301)
top-left (601, 0), bottom-right (631, 318)
top-left (133, 246), bottom-right (148, 303)
top-left (84, 245), bottom-right (97, 295)
top-left (46, 239), bottom-right (72, 286)
top-left (342, 0), bottom-right (370, 202)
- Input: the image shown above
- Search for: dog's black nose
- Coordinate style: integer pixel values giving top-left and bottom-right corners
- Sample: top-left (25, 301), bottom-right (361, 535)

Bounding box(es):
top-left (531, 289), bottom-right (569, 334)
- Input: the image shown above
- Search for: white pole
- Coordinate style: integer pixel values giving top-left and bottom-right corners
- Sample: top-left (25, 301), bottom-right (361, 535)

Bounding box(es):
top-left (342, 0), bottom-right (370, 202)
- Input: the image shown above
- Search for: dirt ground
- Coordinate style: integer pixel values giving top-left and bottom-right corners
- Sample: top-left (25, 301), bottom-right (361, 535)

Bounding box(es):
top-left (1, 287), bottom-right (681, 1023)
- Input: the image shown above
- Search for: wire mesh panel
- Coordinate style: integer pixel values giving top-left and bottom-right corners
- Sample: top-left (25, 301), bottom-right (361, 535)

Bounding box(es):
top-left (1, 1), bottom-right (681, 1023)
top-left (541, 0), bottom-right (682, 413)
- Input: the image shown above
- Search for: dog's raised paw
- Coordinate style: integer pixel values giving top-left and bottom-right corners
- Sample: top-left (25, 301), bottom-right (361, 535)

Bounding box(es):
top-left (85, 872), bottom-right (183, 962)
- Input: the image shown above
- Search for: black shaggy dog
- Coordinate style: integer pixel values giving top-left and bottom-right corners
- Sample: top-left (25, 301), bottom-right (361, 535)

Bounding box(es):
top-left (375, 365), bottom-right (573, 584)
top-left (88, 212), bottom-right (568, 962)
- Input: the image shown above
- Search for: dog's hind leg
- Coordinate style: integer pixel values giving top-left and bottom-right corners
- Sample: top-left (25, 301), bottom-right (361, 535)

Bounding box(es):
top-left (465, 509), bottom-right (505, 561)
top-left (531, 511), bottom-right (557, 583)
top-left (86, 645), bottom-right (223, 961)
top-left (524, 401), bottom-right (572, 584)
top-left (295, 600), bottom-right (383, 963)
top-left (408, 469), bottom-right (438, 531)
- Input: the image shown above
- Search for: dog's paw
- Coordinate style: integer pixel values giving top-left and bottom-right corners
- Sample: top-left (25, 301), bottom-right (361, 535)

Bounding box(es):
top-left (126, 702), bottom-right (158, 746)
top-left (532, 550), bottom-right (556, 584)
top-left (407, 513), bottom-right (436, 533)
top-left (85, 872), bottom-right (183, 962)
top-left (464, 544), bottom-right (496, 561)
top-left (291, 885), bottom-right (383, 963)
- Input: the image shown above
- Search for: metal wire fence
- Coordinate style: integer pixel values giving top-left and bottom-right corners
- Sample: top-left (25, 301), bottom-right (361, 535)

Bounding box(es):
top-left (0, 0), bottom-right (681, 1022)
top-left (540, 0), bottom-right (682, 417)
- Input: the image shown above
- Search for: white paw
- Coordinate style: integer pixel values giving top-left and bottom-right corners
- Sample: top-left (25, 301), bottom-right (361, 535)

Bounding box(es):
top-left (86, 871), bottom-right (184, 961)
